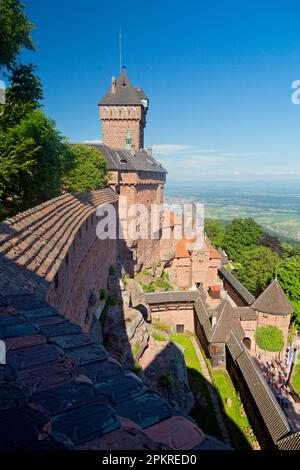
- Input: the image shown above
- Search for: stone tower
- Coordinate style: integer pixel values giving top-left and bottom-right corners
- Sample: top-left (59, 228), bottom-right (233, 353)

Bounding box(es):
top-left (99, 68), bottom-right (149, 151)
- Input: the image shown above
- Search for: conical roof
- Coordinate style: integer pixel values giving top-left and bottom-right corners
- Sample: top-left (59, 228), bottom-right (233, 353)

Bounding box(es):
top-left (251, 280), bottom-right (294, 315)
top-left (99, 70), bottom-right (147, 106)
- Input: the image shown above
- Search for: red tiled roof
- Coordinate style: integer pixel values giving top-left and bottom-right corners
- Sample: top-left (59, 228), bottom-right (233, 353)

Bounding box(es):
top-left (209, 247), bottom-right (222, 260)
top-left (175, 236), bottom-right (196, 258)
top-left (209, 285), bottom-right (221, 292)
top-left (0, 188), bottom-right (118, 293)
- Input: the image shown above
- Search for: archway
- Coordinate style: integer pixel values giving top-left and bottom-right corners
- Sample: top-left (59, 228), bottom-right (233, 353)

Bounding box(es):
top-left (243, 337), bottom-right (251, 350)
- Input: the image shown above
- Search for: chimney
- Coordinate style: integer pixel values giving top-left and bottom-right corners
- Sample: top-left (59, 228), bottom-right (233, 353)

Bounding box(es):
top-left (211, 312), bottom-right (217, 328)
top-left (111, 76), bottom-right (117, 94)
top-left (146, 147), bottom-right (152, 157)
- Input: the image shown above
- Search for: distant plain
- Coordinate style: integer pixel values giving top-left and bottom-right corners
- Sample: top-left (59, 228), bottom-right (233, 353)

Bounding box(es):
top-left (165, 181), bottom-right (300, 241)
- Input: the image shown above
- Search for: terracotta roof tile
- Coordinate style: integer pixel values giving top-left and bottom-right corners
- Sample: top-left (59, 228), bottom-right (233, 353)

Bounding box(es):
top-left (251, 279), bottom-right (293, 315)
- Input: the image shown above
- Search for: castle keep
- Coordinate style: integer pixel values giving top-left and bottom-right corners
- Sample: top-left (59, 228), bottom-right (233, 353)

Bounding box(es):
top-left (88, 70), bottom-right (167, 274)
top-left (99, 69), bottom-right (148, 151)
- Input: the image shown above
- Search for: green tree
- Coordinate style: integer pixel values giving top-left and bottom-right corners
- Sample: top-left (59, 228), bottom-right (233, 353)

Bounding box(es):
top-left (205, 219), bottom-right (224, 247)
top-left (62, 145), bottom-right (109, 194)
top-left (0, 0), bottom-right (35, 70)
top-left (0, 63), bottom-right (43, 130)
top-left (222, 218), bottom-right (263, 261)
top-left (255, 326), bottom-right (284, 352)
top-left (233, 246), bottom-right (279, 296)
top-left (0, 110), bottom-right (71, 217)
top-left (281, 242), bottom-right (300, 259)
top-left (278, 256), bottom-right (300, 326)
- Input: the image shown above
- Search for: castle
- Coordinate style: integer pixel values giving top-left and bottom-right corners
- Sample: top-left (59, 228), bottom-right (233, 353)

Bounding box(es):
top-left (93, 70), bottom-right (293, 364)
top-left (0, 69), bottom-right (298, 451)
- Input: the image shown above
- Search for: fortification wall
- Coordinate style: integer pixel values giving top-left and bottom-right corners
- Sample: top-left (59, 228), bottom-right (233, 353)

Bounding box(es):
top-left (0, 189), bottom-right (119, 332)
top-left (46, 212), bottom-right (117, 331)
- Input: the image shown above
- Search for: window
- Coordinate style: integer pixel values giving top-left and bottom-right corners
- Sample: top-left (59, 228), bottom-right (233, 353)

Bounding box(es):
top-left (79, 228), bottom-right (81, 239)
top-left (86, 219), bottom-right (88, 231)
top-left (66, 253), bottom-right (69, 266)
top-left (176, 324), bottom-right (184, 333)
top-left (73, 241), bottom-right (75, 252)
top-left (54, 273), bottom-right (59, 290)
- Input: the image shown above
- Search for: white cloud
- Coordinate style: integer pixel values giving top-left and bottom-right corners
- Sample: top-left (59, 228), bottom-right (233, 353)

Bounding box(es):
top-left (152, 144), bottom-right (193, 155)
top-left (82, 139), bottom-right (102, 144)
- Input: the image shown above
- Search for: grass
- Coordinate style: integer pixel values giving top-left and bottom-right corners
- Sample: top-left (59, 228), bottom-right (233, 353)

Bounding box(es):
top-left (152, 319), bottom-right (172, 334)
top-left (152, 331), bottom-right (168, 342)
top-left (212, 370), bottom-right (257, 450)
top-left (132, 342), bottom-right (139, 357)
top-left (292, 358), bottom-right (300, 396)
top-left (170, 333), bottom-right (222, 440)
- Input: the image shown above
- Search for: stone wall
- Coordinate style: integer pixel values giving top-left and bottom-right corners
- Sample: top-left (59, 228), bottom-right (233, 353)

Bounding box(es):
top-left (100, 105), bottom-right (146, 151)
top-left (240, 319), bottom-right (257, 353)
top-left (110, 171), bottom-right (165, 274)
top-left (151, 305), bottom-right (195, 334)
top-left (47, 210), bottom-right (117, 331)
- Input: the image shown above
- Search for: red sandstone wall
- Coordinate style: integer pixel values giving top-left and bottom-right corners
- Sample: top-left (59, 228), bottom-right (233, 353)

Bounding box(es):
top-left (116, 174), bottom-right (165, 274)
top-left (47, 203), bottom-right (118, 331)
top-left (100, 105), bottom-right (146, 150)
top-left (151, 307), bottom-right (195, 333)
top-left (174, 258), bottom-right (192, 288)
top-left (240, 319), bottom-right (257, 352)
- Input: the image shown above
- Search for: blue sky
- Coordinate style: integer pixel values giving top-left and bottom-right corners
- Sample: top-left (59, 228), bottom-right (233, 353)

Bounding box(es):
top-left (19, 0), bottom-right (300, 182)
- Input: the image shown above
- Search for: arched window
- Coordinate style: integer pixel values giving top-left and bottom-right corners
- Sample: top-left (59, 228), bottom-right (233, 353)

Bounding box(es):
top-left (243, 337), bottom-right (251, 350)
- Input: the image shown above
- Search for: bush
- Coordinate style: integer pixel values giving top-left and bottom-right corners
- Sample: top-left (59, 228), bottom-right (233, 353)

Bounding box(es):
top-left (109, 265), bottom-right (117, 275)
top-left (152, 319), bottom-right (171, 334)
top-left (99, 288), bottom-right (108, 301)
top-left (255, 326), bottom-right (284, 352)
top-left (152, 331), bottom-right (167, 342)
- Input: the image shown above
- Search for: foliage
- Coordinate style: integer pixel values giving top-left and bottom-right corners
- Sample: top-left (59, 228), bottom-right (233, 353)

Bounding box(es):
top-left (222, 218), bottom-right (263, 262)
top-left (278, 256), bottom-right (300, 326)
top-left (99, 288), bottom-right (108, 301)
top-left (205, 219), bottom-right (224, 247)
top-left (141, 282), bottom-right (155, 293)
top-left (152, 331), bottom-right (167, 342)
top-left (233, 246), bottom-right (280, 296)
top-left (141, 270), bottom-right (172, 293)
top-left (158, 374), bottom-right (174, 389)
top-left (133, 363), bottom-right (142, 376)
top-left (132, 342), bottom-right (139, 357)
top-left (255, 326), bottom-right (284, 352)
top-left (259, 233), bottom-right (284, 257)
top-left (281, 242), bottom-right (300, 258)
top-left (0, 110), bottom-right (72, 218)
top-left (152, 319), bottom-right (172, 334)
top-left (0, 0), bottom-right (35, 70)
top-left (0, 64), bottom-right (43, 131)
top-left (109, 265), bottom-right (117, 275)
top-left (62, 145), bottom-right (108, 194)
top-left (99, 293), bottom-right (119, 325)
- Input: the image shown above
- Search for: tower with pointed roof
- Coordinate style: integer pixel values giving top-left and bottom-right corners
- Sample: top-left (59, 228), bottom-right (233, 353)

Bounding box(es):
top-left (99, 69), bottom-right (148, 151)
top-left (251, 279), bottom-right (293, 358)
